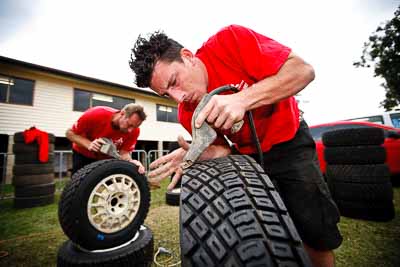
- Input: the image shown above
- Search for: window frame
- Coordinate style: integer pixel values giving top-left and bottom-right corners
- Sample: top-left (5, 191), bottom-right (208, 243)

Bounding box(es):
top-left (73, 88), bottom-right (135, 112)
top-left (156, 104), bottom-right (179, 123)
top-left (0, 74), bottom-right (35, 106)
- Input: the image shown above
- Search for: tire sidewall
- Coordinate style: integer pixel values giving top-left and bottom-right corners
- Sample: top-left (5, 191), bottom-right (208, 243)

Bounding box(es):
top-left (57, 225), bottom-right (154, 266)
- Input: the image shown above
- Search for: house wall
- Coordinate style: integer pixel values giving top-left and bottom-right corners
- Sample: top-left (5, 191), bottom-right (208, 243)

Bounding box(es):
top-left (0, 62), bottom-right (191, 184)
top-left (0, 63), bottom-right (191, 141)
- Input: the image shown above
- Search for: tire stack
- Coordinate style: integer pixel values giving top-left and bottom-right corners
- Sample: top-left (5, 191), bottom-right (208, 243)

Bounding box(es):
top-left (322, 127), bottom-right (395, 221)
top-left (12, 132), bottom-right (55, 209)
top-left (57, 159), bottom-right (153, 266)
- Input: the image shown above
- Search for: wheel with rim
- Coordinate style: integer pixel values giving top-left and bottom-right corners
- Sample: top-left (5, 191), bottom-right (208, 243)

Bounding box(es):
top-left (58, 159), bottom-right (150, 250)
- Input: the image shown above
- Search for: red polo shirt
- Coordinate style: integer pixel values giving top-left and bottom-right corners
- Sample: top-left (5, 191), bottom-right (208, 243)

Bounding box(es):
top-left (71, 106), bottom-right (139, 159)
top-left (178, 25), bottom-right (300, 154)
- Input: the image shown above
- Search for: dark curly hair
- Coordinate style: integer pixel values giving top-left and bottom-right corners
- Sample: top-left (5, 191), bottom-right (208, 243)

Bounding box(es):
top-left (129, 31), bottom-right (184, 88)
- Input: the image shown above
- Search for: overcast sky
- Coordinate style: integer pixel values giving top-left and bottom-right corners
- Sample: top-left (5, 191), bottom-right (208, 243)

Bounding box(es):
top-left (0, 0), bottom-right (398, 125)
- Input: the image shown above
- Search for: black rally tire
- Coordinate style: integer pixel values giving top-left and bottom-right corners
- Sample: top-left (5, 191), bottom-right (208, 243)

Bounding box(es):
top-left (335, 199), bottom-right (395, 222)
top-left (180, 155), bottom-right (312, 267)
top-left (13, 163), bottom-right (54, 176)
top-left (326, 164), bottom-right (391, 184)
top-left (324, 146), bottom-right (386, 165)
top-left (57, 225), bottom-right (154, 267)
top-left (13, 143), bottom-right (55, 154)
top-left (326, 164), bottom-right (394, 220)
top-left (14, 194), bottom-right (54, 209)
top-left (58, 159), bottom-right (150, 250)
top-left (12, 173), bottom-right (54, 186)
top-left (328, 180), bottom-right (393, 202)
top-left (14, 132), bottom-right (56, 143)
top-left (166, 188), bottom-right (180, 206)
top-left (322, 128), bottom-right (384, 146)
top-left (14, 182), bottom-right (56, 198)
top-left (15, 153), bottom-right (55, 164)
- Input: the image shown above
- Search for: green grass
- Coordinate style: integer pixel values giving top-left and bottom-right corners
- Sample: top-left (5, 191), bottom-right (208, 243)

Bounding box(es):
top-left (0, 184), bottom-right (14, 197)
top-left (0, 180), bottom-right (399, 267)
top-left (0, 178), bottom-right (69, 198)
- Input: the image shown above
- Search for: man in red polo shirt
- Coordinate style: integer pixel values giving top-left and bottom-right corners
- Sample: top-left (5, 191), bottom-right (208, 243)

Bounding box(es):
top-left (130, 25), bottom-right (342, 266)
top-left (66, 103), bottom-right (146, 174)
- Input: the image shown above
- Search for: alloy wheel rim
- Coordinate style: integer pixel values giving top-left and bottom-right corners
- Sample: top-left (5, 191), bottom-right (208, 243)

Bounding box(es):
top-left (87, 174), bottom-right (141, 233)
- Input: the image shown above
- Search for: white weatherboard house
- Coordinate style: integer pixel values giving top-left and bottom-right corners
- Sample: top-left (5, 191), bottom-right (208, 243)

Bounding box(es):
top-left (0, 55), bottom-right (191, 183)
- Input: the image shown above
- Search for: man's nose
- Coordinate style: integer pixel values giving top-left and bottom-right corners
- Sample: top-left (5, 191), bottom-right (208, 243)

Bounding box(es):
top-left (168, 89), bottom-right (185, 103)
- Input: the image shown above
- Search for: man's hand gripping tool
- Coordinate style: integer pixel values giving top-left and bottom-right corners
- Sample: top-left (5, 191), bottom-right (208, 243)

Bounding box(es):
top-left (99, 138), bottom-right (121, 159)
top-left (180, 85), bottom-right (243, 169)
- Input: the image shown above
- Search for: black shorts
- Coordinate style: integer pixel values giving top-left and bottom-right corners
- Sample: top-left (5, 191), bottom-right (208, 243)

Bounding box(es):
top-left (72, 150), bottom-right (98, 175)
top-left (250, 121), bottom-right (343, 251)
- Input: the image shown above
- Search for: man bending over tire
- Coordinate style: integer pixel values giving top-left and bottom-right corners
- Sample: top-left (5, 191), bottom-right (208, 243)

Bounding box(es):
top-left (130, 25), bottom-right (343, 267)
top-left (66, 103), bottom-right (146, 174)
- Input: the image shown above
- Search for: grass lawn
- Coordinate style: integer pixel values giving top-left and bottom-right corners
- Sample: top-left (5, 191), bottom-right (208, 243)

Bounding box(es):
top-left (0, 179), bottom-right (399, 267)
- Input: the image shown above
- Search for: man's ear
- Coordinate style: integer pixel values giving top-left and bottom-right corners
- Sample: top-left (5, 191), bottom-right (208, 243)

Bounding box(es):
top-left (120, 110), bottom-right (126, 118)
top-left (180, 48), bottom-right (194, 64)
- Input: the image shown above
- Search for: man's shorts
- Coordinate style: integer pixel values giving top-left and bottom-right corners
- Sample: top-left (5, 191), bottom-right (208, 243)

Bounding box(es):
top-left (72, 150), bottom-right (97, 175)
top-left (250, 120), bottom-right (343, 251)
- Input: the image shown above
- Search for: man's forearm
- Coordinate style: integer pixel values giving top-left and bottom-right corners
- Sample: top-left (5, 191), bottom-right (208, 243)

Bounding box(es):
top-left (240, 53), bottom-right (315, 111)
top-left (120, 151), bottom-right (133, 161)
top-left (66, 129), bottom-right (91, 150)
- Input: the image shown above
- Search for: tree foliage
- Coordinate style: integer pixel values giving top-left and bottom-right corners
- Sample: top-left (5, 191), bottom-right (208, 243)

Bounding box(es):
top-left (354, 5), bottom-right (400, 110)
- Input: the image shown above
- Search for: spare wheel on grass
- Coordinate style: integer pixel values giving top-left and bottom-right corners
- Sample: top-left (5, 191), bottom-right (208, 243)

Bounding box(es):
top-left (166, 188), bottom-right (180, 206)
top-left (58, 159), bottom-right (150, 250)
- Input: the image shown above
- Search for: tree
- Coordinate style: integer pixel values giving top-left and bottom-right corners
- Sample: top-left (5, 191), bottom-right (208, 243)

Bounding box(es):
top-left (354, 5), bottom-right (400, 110)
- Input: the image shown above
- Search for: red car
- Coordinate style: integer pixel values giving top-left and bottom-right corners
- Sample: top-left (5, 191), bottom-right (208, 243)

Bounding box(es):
top-left (309, 121), bottom-right (400, 177)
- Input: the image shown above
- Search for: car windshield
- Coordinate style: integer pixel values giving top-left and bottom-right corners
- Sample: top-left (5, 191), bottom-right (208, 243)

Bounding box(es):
top-left (347, 115), bottom-right (384, 125)
top-left (309, 126), bottom-right (330, 140)
top-left (390, 113), bottom-right (400, 128)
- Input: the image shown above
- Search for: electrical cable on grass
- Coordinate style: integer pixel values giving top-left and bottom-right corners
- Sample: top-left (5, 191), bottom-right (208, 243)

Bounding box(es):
top-left (153, 246), bottom-right (181, 266)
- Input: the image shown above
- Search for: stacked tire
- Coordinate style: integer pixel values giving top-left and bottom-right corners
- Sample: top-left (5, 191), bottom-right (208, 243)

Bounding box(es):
top-left (322, 127), bottom-right (395, 221)
top-left (57, 159), bottom-right (153, 266)
top-left (12, 132), bottom-right (55, 209)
